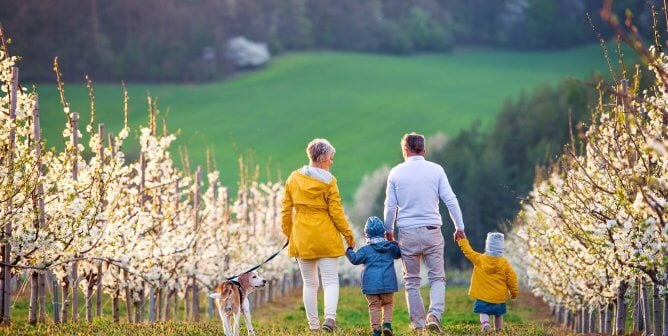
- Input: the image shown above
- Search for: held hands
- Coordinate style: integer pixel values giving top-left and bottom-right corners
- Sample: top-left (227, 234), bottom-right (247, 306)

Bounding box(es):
top-left (385, 232), bottom-right (395, 242)
top-left (453, 230), bottom-right (466, 242)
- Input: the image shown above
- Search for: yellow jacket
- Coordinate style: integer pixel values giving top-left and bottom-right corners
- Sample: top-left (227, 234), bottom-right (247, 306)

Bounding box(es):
top-left (281, 169), bottom-right (355, 259)
top-left (457, 238), bottom-right (519, 304)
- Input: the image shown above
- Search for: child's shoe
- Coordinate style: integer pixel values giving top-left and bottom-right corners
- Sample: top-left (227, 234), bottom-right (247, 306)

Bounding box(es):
top-left (382, 322), bottom-right (393, 336)
top-left (372, 330), bottom-right (382, 336)
top-left (481, 321), bottom-right (492, 332)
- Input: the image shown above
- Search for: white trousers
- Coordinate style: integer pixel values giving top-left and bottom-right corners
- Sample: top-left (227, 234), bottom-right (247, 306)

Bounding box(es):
top-left (297, 257), bottom-right (340, 330)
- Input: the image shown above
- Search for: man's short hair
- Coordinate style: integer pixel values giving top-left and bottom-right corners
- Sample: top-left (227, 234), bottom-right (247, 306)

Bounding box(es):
top-left (402, 133), bottom-right (425, 154)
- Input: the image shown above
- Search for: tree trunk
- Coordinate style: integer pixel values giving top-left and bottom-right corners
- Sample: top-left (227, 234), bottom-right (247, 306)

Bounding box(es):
top-left (86, 280), bottom-right (94, 322)
top-left (96, 263), bottom-right (103, 317)
top-left (29, 271), bottom-right (39, 325)
top-left (663, 293), bottom-right (668, 336)
top-left (642, 279), bottom-right (650, 335)
top-left (164, 289), bottom-right (172, 321)
top-left (157, 287), bottom-right (163, 322)
top-left (112, 290), bottom-right (119, 322)
top-left (38, 273), bottom-right (46, 323)
top-left (124, 270), bottom-right (132, 322)
top-left (616, 281), bottom-right (628, 335)
top-left (654, 284), bottom-right (662, 336)
top-left (185, 282), bottom-right (190, 320)
top-left (134, 299), bottom-right (141, 323)
top-left (191, 276), bottom-right (199, 321)
top-left (556, 305), bottom-right (563, 324)
top-left (1, 67), bottom-right (19, 327)
top-left (606, 303), bottom-right (614, 334)
top-left (174, 289), bottom-right (178, 320)
top-left (51, 273), bottom-right (60, 324)
top-left (71, 262), bottom-right (79, 322)
top-left (69, 113), bottom-right (80, 323)
top-left (139, 286), bottom-right (145, 322)
top-left (60, 276), bottom-right (69, 323)
top-left (148, 286), bottom-right (156, 323)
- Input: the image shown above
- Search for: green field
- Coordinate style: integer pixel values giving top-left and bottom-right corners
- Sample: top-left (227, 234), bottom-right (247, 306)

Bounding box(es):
top-left (2, 285), bottom-right (555, 335)
top-left (32, 44), bottom-right (617, 200)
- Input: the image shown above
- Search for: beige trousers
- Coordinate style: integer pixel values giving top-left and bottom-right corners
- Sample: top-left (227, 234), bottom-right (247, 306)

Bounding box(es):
top-left (365, 293), bottom-right (394, 331)
top-left (398, 226), bottom-right (446, 329)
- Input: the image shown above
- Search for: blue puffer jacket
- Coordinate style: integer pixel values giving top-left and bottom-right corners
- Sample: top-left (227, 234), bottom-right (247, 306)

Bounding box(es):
top-left (346, 241), bottom-right (401, 294)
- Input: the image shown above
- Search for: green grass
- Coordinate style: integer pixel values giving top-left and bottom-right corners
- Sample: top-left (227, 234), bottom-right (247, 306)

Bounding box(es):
top-left (31, 45), bottom-right (618, 200)
top-left (2, 285), bottom-right (556, 335)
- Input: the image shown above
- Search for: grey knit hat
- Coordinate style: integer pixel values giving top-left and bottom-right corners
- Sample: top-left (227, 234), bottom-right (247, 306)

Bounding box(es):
top-left (485, 232), bottom-right (505, 257)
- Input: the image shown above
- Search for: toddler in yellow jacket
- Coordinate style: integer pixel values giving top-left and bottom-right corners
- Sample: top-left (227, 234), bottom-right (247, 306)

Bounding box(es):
top-left (455, 232), bottom-right (518, 332)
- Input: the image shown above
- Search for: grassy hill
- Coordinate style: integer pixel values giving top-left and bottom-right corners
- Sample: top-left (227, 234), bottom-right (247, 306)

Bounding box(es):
top-left (31, 44), bottom-right (618, 200)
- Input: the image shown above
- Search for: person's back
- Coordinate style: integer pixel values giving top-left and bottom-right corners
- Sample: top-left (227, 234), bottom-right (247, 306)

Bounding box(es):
top-left (346, 239), bottom-right (401, 295)
top-left (387, 157), bottom-right (456, 228)
top-left (346, 217), bottom-right (401, 336)
top-left (456, 232), bottom-right (518, 332)
top-left (383, 133), bottom-right (466, 333)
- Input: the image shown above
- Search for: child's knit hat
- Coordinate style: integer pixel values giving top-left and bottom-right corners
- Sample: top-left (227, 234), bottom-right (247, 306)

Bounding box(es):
top-left (365, 216), bottom-right (386, 244)
top-left (485, 232), bottom-right (505, 257)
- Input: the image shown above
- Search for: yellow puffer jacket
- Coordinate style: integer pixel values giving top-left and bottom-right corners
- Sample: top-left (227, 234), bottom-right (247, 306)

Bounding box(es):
top-left (457, 238), bottom-right (519, 304)
top-left (281, 169), bottom-right (355, 259)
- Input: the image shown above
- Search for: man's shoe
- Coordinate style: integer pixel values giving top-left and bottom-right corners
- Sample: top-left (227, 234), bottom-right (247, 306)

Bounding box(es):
top-left (322, 318), bottom-right (336, 333)
top-left (426, 314), bottom-right (443, 333)
top-left (382, 322), bottom-right (393, 336)
top-left (372, 330), bottom-right (382, 336)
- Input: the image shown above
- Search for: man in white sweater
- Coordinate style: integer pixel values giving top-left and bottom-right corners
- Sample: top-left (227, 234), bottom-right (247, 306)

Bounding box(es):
top-left (383, 133), bottom-right (466, 333)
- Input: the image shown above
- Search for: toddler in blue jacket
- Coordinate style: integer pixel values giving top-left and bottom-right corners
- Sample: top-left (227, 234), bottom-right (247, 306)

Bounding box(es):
top-left (346, 216), bottom-right (402, 336)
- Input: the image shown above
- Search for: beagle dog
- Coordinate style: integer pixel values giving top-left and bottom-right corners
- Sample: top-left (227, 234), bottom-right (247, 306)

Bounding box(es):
top-left (210, 271), bottom-right (267, 336)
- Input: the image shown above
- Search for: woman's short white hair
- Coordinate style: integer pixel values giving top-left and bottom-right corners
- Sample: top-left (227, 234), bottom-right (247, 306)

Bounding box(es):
top-left (306, 138), bottom-right (336, 163)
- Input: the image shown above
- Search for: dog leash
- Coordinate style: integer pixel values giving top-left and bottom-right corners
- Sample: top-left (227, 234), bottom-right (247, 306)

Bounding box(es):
top-left (225, 240), bottom-right (289, 280)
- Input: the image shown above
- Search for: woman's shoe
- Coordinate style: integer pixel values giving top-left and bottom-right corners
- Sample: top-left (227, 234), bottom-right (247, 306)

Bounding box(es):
top-left (322, 318), bottom-right (336, 333)
top-left (372, 330), bottom-right (382, 336)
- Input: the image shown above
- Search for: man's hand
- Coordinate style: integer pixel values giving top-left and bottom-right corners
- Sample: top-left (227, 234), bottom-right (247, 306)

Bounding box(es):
top-left (385, 232), bottom-right (395, 242)
top-left (453, 230), bottom-right (466, 242)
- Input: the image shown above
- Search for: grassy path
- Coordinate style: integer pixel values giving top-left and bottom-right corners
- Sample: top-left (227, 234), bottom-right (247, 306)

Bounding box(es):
top-left (251, 286), bottom-right (555, 335)
top-left (1, 285), bottom-right (556, 335)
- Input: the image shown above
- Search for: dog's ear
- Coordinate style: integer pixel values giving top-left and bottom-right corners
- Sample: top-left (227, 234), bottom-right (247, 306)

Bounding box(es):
top-left (209, 293), bottom-right (222, 299)
top-left (238, 272), bottom-right (251, 290)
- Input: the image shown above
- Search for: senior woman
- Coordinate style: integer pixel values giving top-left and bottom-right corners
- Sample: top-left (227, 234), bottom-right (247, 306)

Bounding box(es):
top-left (281, 138), bottom-right (355, 333)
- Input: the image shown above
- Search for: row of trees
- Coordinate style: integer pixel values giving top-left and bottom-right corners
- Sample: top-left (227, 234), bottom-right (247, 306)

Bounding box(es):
top-left (0, 43), bottom-right (322, 325)
top-left (506, 45), bottom-right (667, 336)
top-left (0, 0), bottom-right (657, 82)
